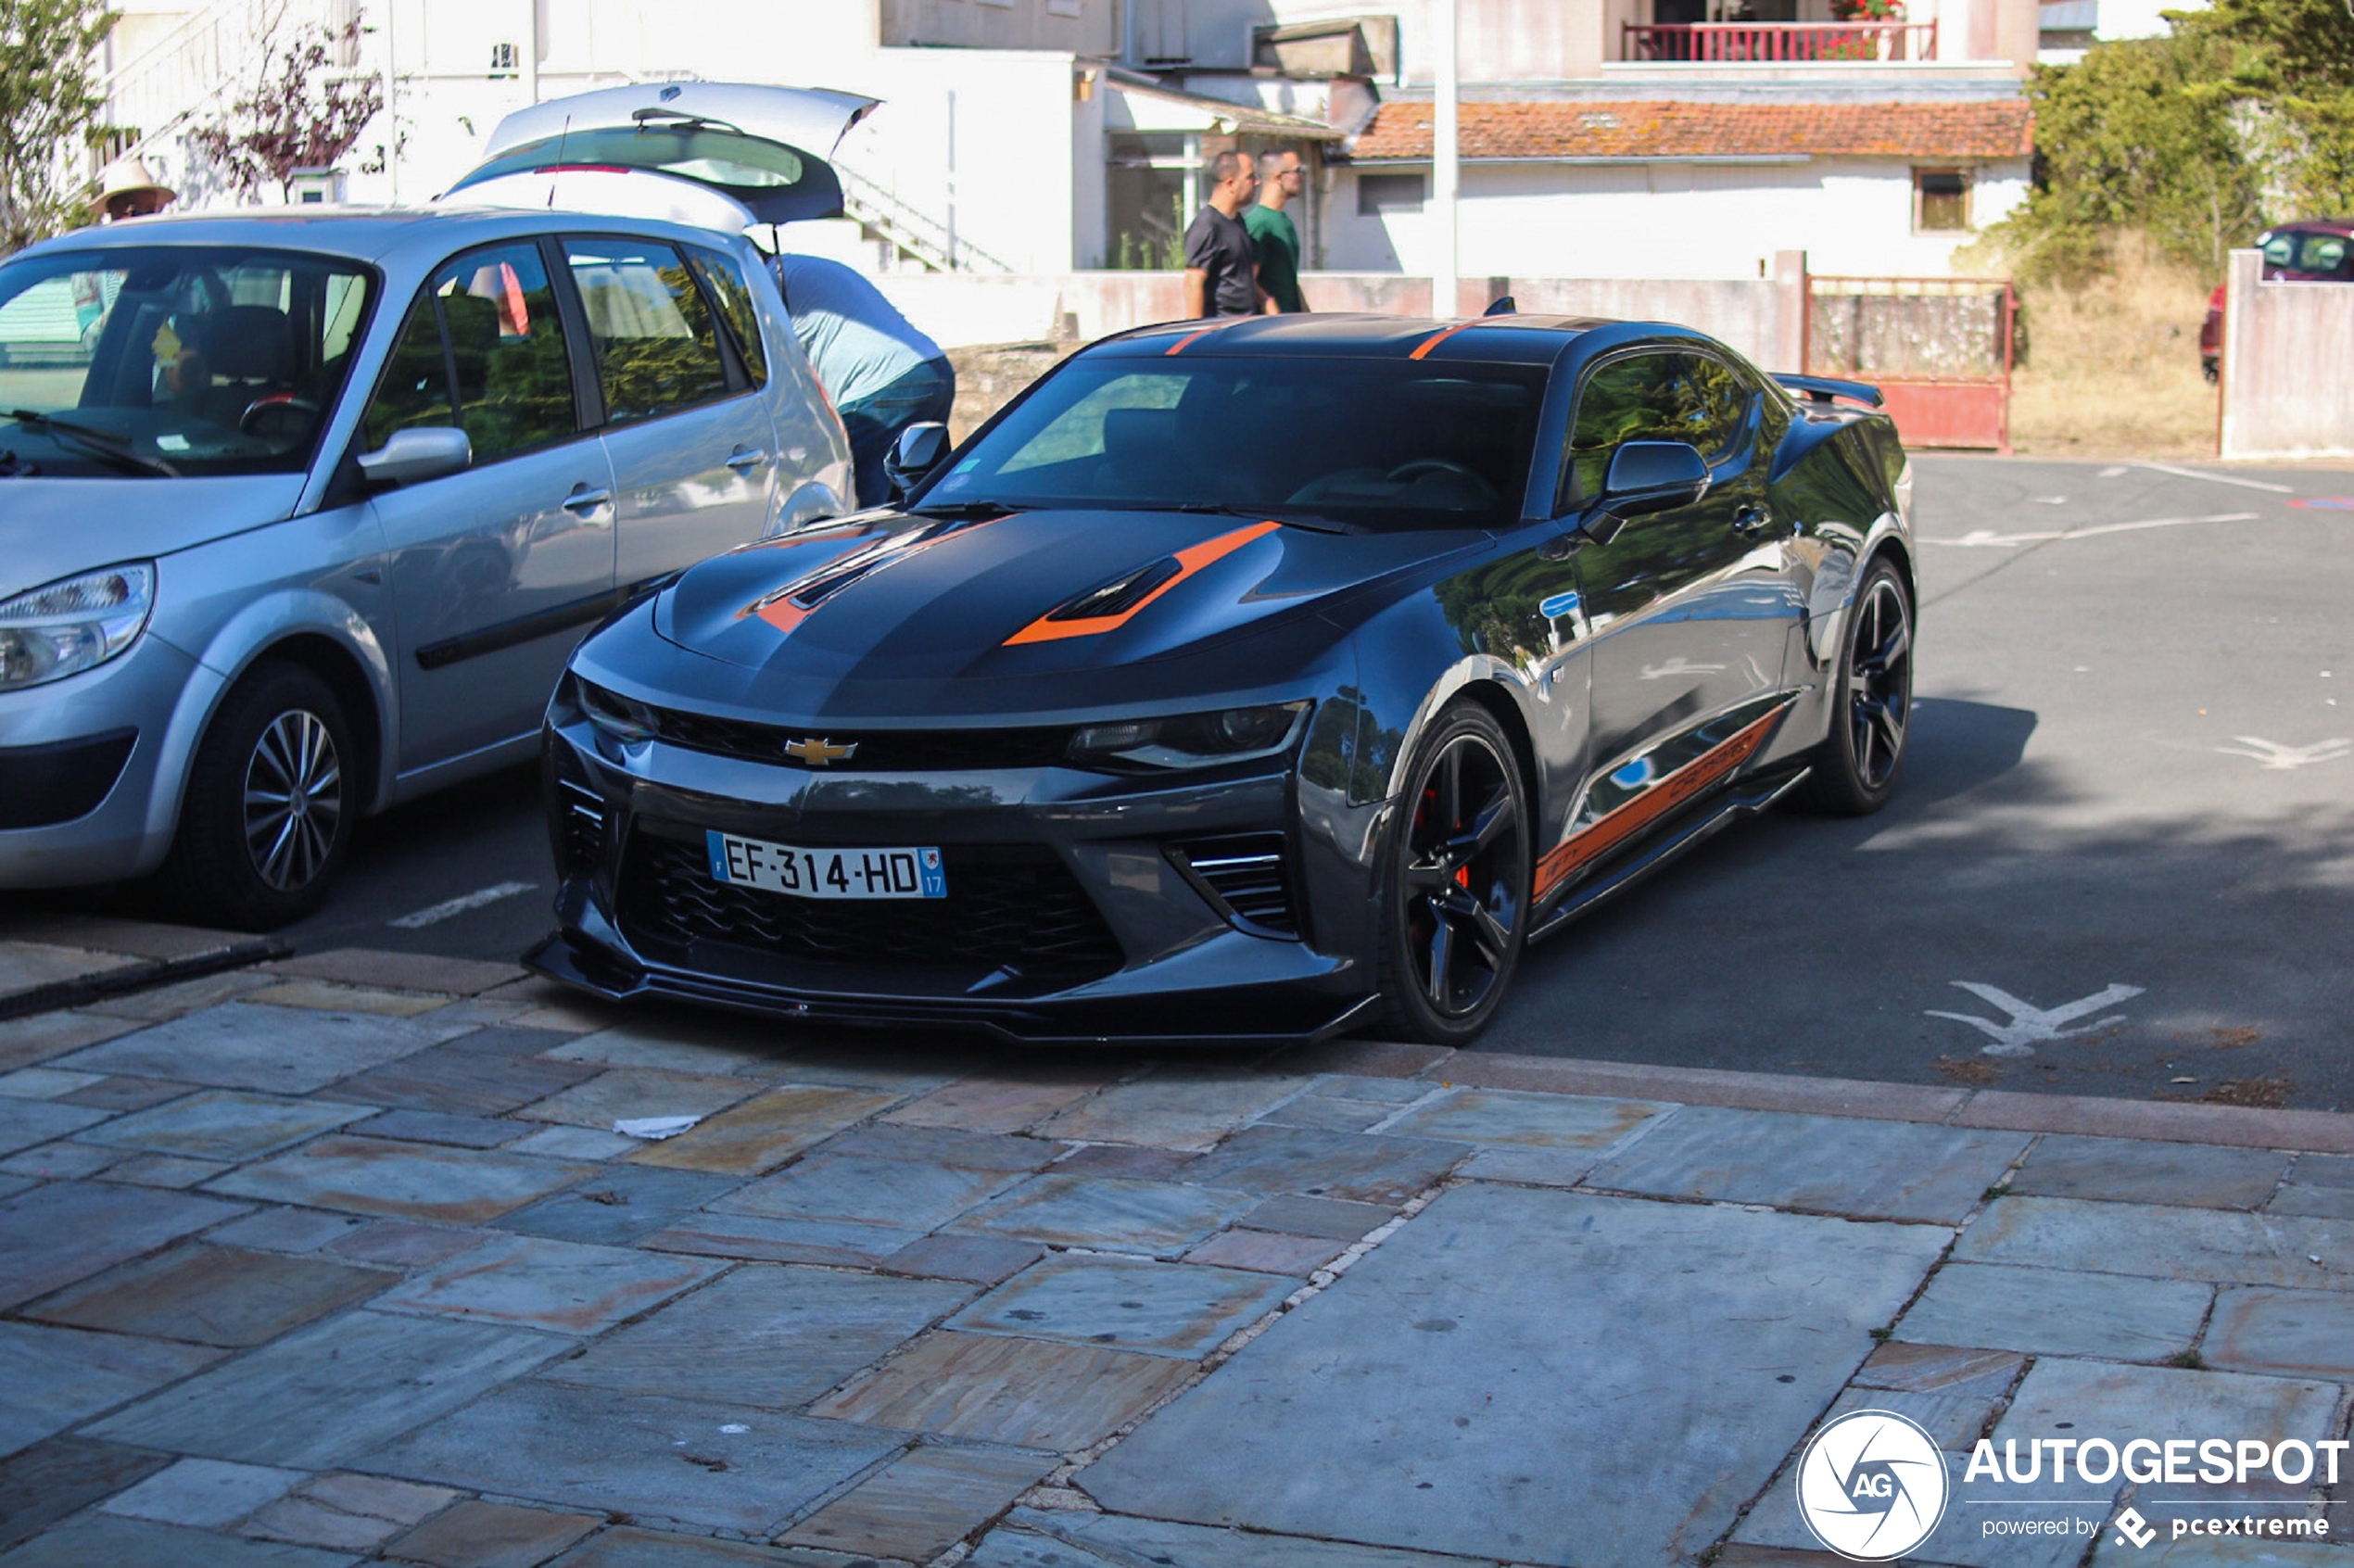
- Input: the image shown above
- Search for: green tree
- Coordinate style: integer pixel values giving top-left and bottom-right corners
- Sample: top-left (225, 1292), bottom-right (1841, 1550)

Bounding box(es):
top-left (189, 19), bottom-right (381, 202)
top-left (1988, 0), bottom-right (2354, 284)
top-left (0, 0), bottom-right (115, 255)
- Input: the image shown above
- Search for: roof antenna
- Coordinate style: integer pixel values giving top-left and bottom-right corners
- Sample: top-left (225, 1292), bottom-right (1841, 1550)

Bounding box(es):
top-left (548, 115), bottom-right (571, 208)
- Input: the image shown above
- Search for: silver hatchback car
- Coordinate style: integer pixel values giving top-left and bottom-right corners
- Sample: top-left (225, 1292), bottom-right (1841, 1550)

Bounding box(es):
top-left (0, 201), bottom-right (852, 928)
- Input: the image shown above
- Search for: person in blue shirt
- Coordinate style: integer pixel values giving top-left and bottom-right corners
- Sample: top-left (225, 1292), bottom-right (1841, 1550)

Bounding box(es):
top-left (770, 252), bottom-right (956, 507)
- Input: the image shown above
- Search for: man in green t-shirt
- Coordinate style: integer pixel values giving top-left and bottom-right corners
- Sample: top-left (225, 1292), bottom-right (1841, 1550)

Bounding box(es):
top-left (1245, 148), bottom-right (1309, 314)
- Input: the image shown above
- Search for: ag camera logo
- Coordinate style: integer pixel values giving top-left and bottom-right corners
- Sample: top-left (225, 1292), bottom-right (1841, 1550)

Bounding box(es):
top-left (1795, 1409), bottom-right (1951, 1561)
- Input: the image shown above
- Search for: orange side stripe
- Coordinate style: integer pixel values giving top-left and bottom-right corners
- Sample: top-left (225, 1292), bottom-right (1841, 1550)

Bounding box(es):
top-left (1533, 706), bottom-right (1785, 899)
top-left (1004, 521), bottom-right (1281, 646)
top-left (1164, 318), bottom-right (1247, 356)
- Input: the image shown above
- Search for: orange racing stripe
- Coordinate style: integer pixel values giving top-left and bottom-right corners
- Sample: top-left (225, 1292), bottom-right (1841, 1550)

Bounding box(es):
top-left (1003, 520), bottom-right (1281, 646)
top-left (1407, 321), bottom-right (1479, 360)
top-left (1532, 704), bottom-right (1787, 900)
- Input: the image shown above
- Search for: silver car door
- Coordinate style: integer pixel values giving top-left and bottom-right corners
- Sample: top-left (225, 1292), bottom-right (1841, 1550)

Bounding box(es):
top-left (361, 238), bottom-right (615, 778)
top-left (560, 235), bottom-right (779, 588)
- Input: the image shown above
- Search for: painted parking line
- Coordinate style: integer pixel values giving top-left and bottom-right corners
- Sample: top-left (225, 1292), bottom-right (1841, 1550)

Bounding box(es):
top-left (2133, 462), bottom-right (2297, 494)
top-left (1923, 512), bottom-right (2259, 548)
top-left (387, 880), bottom-right (538, 929)
top-left (1926, 981), bottom-right (2145, 1059)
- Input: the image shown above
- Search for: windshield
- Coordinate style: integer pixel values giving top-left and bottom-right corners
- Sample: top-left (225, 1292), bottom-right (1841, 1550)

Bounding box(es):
top-left (924, 357), bottom-right (1549, 528)
top-left (0, 246), bottom-right (374, 478)
top-left (2262, 230), bottom-right (2351, 275)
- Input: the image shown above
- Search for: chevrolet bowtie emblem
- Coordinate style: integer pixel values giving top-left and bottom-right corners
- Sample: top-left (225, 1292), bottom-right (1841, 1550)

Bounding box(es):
top-left (782, 736), bottom-right (856, 766)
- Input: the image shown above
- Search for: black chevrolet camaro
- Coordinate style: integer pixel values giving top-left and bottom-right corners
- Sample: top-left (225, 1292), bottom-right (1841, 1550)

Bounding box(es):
top-left (527, 311), bottom-right (1914, 1044)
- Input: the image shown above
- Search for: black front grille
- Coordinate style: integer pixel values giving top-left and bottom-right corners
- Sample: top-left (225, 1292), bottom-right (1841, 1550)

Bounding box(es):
top-left (617, 827), bottom-right (1124, 994)
top-left (644, 704), bottom-right (1074, 772)
top-left (1172, 832), bottom-right (1300, 939)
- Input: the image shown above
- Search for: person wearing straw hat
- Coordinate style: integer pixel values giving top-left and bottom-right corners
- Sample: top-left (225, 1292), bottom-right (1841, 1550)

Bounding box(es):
top-left (92, 158), bottom-right (176, 222)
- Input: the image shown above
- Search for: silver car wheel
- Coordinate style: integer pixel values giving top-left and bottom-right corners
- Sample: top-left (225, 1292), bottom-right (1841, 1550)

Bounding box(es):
top-left (243, 708), bottom-right (343, 892)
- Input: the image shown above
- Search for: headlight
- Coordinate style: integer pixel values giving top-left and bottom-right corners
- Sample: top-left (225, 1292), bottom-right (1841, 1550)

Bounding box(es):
top-left (577, 679), bottom-right (659, 745)
top-left (0, 563), bottom-right (155, 692)
top-left (1068, 701), bottom-right (1310, 770)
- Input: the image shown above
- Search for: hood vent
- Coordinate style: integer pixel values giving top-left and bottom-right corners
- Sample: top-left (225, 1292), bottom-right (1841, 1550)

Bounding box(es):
top-left (1050, 556), bottom-right (1184, 623)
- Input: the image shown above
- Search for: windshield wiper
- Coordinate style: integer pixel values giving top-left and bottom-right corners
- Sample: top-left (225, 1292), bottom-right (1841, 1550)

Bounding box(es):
top-left (4, 410), bottom-right (180, 478)
top-left (908, 499), bottom-right (1025, 518)
top-left (1168, 500), bottom-right (1353, 535)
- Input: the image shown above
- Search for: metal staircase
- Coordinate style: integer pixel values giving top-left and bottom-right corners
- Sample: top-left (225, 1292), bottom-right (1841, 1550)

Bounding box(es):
top-left (97, 0), bottom-right (339, 169)
top-left (835, 163), bottom-right (1014, 274)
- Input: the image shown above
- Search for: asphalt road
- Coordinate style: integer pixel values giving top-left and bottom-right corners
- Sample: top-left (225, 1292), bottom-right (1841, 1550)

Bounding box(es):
top-left (32, 456), bottom-right (2353, 1106)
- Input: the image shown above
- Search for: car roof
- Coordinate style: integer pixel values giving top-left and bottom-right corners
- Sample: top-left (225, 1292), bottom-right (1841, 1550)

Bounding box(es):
top-left (2268, 219), bottom-right (2354, 237)
top-left (16, 204), bottom-right (746, 270)
top-left (1086, 311), bottom-right (1671, 367)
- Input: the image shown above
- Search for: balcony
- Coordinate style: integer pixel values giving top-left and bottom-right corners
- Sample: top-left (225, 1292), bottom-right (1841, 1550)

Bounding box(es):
top-left (1621, 20), bottom-right (1940, 62)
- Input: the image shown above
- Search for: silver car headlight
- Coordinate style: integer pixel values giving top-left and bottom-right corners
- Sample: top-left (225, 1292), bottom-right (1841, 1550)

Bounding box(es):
top-left (0, 563), bottom-right (156, 692)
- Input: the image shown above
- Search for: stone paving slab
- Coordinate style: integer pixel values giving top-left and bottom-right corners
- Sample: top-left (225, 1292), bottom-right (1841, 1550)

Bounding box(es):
top-left (0, 1435), bottom-right (172, 1553)
top-left (100, 1456), bottom-right (307, 1526)
top-left (349, 1108), bottom-right (519, 1149)
top-left (1584, 1106), bottom-right (2030, 1224)
top-left (24, 1242), bottom-right (390, 1347)
top-left (2203, 1285), bottom-right (2354, 1378)
top-left (383, 1498), bottom-right (601, 1568)
top-left (79, 1091), bottom-right (374, 1163)
top-left (954, 1173), bottom-right (1252, 1258)
top-left (625, 1084), bottom-right (902, 1176)
top-left (513, 1068), bottom-right (763, 1131)
top-left (0, 1098), bottom-right (114, 1158)
top-left (494, 1166), bottom-right (742, 1246)
top-left (0, 1513), bottom-right (359, 1567)
top-left (548, 1525), bottom-right (892, 1567)
top-left (361, 1380), bottom-right (902, 1536)
top-left (0, 1011), bottom-right (138, 1073)
top-left (778, 1441), bottom-right (1056, 1562)
top-left (640, 1211), bottom-right (924, 1268)
top-left (0, 1320), bottom-right (221, 1459)
top-left (712, 1150), bottom-right (1024, 1232)
top-left (329, 1033), bottom-right (601, 1118)
top-left (543, 1262), bottom-right (971, 1409)
top-left (969, 1505), bottom-right (1512, 1568)
top-left (1175, 1124), bottom-right (1466, 1207)
top-left (54, 1004), bottom-right (475, 1094)
top-left (1894, 1261), bottom-right (2213, 1362)
top-left (0, 940), bottom-right (140, 996)
top-left (373, 1233), bottom-right (719, 1335)
top-left (882, 1069), bottom-right (1107, 1134)
top-left (1953, 1195), bottom-right (2354, 1287)
top-left (948, 1254), bottom-right (1289, 1358)
top-left (207, 1137), bottom-right (596, 1225)
top-left (2006, 1134), bottom-right (2291, 1209)
top-left (87, 1309), bottom-right (563, 1468)
top-left (1036, 1069), bottom-right (1308, 1150)
top-left (1377, 1086), bottom-right (1669, 1150)
top-left (77, 970), bottom-right (280, 1024)
top-left (1183, 1228), bottom-right (1347, 1275)
top-left (0, 1181), bottom-right (249, 1309)
top-left (810, 1330), bottom-right (1196, 1449)
top-left (1082, 1184), bottom-right (1951, 1567)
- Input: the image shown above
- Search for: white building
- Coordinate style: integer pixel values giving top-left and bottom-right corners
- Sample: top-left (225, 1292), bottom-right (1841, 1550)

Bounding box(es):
top-left (94, 0), bottom-right (2043, 283)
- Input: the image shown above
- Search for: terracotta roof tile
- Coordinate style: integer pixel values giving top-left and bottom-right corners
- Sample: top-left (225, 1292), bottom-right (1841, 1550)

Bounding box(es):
top-left (1345, 99), bottom-right (2033, 162)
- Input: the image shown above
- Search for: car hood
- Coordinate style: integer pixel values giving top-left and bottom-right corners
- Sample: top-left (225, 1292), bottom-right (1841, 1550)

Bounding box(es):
top-left (0, 474), bottom-right (306, 600)
top-left (651, 506), bottom-right (1475, 691)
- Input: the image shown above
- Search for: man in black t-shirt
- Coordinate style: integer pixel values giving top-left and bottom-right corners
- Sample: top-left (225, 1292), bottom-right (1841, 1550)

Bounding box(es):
top-left (1183, 151), bottom-right (1271, 320)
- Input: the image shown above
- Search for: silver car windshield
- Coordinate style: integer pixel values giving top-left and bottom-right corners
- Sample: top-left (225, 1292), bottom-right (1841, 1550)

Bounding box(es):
top-left (0, 246), bottom-right (375, 477)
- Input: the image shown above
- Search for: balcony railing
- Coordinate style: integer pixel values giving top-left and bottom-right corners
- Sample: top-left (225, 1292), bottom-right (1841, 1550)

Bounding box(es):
top-left (1621, 20), bottom-right (1939, 62)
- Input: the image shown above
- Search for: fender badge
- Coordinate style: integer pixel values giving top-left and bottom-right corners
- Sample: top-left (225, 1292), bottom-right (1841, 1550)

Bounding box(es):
top-left (783, 737), bottom-right (856, 766)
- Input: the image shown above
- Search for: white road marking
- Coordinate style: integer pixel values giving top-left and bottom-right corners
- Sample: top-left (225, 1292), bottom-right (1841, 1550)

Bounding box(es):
top-left (2029, 496), bottom-right (2069, 504)
top-left (1926, 981), bottom-right (2145, 1058)
top-left (2098, 465), bottom-right (2129, 477)
top-left (1923, 512), bottom-right (2258, 548)
top-left (388, 880), bottom-right (538, 929)
top-left (2212, 736), bottom-right (2352, 771)
top-left (2134, 462), bottom-right (2296, 493)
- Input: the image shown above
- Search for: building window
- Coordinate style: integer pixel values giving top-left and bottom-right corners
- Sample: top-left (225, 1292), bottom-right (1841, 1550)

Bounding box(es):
top-left (1916, 169), bottom-right (1970, 233)
top-left (488, 41), bottom-right (519, 76)
top-left (1358, 173), bottom-right (1425, 216)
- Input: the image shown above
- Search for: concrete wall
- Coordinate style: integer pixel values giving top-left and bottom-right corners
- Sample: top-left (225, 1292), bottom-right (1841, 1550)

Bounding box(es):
top-left (873, 262), bottom-right (1811, 371)
top-left (880, 0), bottom-right (1120, 55)
top-left (2220, 247), bottom-right (2354, 462)
top-left (1324, 158), bottom-right (2031, 282)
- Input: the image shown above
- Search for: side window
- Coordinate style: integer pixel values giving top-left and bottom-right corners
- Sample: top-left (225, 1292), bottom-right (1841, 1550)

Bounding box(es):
top-left (359, 242), bottom-right (576, 462)
top-left (1563, 351), bottom-right (1748, 502)
top-left (563, 239), bottom-right (731, 424)
top-left (685, 247), bottom-right (766, 388)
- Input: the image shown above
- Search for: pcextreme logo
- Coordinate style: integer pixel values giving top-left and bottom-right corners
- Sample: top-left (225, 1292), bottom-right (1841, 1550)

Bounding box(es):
top-left (1795, 1410), bottom-right (1951, 1561)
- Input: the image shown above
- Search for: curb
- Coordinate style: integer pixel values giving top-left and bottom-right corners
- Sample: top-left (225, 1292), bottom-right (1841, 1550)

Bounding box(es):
top-left (1273, 1041), bottom-right (2354, 1156)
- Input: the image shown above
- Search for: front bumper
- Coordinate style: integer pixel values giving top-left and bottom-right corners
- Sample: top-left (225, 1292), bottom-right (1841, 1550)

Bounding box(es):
top-left (529, 711), bottom-right (1381, 1043)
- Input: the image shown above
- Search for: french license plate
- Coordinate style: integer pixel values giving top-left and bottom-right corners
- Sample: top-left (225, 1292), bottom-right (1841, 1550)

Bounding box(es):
top-left (704, 830), bottom-right (946, 900)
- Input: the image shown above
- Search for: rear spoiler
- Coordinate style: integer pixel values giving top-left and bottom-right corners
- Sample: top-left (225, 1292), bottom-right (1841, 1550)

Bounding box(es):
top-left (1772, 373), bottom-right (1884, 409)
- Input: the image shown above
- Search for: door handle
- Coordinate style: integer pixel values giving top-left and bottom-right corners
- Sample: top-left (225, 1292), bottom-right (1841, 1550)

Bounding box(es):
top-left (725, 448), bottom-right (771, 473)
top-left (560, 487), bottom-right (612, 515)
top-left (1731, 504), bottom-right (1770, 536)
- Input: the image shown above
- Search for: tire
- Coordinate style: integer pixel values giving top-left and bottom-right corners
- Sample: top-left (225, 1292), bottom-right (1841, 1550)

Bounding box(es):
top-left (1797, 557), bottom-right (1913, 816)
top-left (158, 663), bottom-right (357, 929)
top-left (1375, 701), bottom-right (1531, 1045)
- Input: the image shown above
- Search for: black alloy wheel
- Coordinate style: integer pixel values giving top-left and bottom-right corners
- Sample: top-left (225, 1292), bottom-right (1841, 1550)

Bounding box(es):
top-left (1380, 702), bottom-right (1530, 1044)
top-left (158, 663), bottom-right (358, 929)
top-left (1800, 557), bottom-right (1913, 816)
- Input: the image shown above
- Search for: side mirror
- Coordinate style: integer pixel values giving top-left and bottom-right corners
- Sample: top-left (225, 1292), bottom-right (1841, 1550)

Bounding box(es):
top-left (883, 422), bottom-right (951, 500)
top-left (357, 426), bottom-right (472, 487)
top-left (1598, 440), bottom-right (1709, 521)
